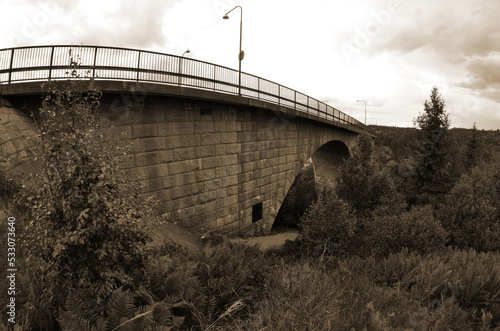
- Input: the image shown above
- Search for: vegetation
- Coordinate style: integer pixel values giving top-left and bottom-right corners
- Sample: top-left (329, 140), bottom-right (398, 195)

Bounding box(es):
top-left (2, 77), bottom-right (500, 330)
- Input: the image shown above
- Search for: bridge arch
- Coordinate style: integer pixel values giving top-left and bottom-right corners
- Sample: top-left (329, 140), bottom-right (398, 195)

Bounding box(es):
top-left (268, 139), bottom-right (353, 231)
top-left (311, 140), bottom-right (351, 191)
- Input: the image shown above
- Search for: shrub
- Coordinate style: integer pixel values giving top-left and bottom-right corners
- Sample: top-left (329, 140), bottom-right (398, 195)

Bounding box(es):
top-left (20, 77), bottom-right (152, 317)
top-left (298, 190), bottom-right (357, 258)
top-left (440, 161), bottom-right (500, 252)
top-left (336, 134), bottom-right (401, 217)
top-left (365, 205), bottom-right (448, 258)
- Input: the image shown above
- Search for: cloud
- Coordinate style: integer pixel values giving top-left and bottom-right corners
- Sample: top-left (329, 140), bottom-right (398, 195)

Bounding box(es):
top-left (368, 0), bottom-right (500, 60)
top-left (0, 0), bottom-right (180, 49)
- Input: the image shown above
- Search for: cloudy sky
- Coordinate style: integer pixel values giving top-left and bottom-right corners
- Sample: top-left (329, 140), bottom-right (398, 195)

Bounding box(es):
top-left (1, 0), bottom-right (499, 129)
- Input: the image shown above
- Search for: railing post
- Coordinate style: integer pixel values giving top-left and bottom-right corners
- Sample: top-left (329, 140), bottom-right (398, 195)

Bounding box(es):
top-left (213, 65), bottom-right (216, 91)
top-left (278, 84), bottom-right (280, 105)
top-left (137, 50), bottom-right (141, 82)
top-left (92, 47), bottom-right (98, 78)
top-left (48, 46), bottom-right (55, 80)
top-left (8, 48), bottom-right (14, 84)
top-left (294, 91), bottom-right (296, 110)
top-left (258, 78), bottom-right (260, 101)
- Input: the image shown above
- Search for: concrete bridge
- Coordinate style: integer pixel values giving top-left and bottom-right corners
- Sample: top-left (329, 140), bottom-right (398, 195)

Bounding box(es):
top-left (0, 45), bottom-right (374, 236)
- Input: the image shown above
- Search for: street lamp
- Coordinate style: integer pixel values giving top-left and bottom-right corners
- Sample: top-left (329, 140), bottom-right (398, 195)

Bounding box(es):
top-left (223, 5), bottom-right (244, 96)
top-left (357, 99), bottom-right (367, 125)
top-left (178, 49), bottom-right (190, 85)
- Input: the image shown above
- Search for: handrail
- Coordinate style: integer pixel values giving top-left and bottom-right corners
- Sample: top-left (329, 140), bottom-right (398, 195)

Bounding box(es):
top-left (0, 45), bottom-right (374, 134)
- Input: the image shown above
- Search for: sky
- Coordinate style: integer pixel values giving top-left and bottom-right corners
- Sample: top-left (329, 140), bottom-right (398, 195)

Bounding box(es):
top-left (0, 0), bottom-right (499, 130)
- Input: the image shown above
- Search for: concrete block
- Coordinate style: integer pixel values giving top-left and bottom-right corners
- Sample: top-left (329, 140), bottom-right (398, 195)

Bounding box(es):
top-left (225, 143), bottom-right (241, 154)
top-left (196, 145), bottom-right (215, 158)
top-left (195, 121), bottom-right (215, 133)
top-left (222, 154), bottom-right (238, 166)
top-left (139, 137), bottom-right (166, 152)
top-left (157, 122), bottom-right (172, 136)
top-left (204, 179), bottom-right (222, 192)
top-left (227, 185), bottom-right (238, 196)
top-left (132, 123), bottom-right (158, 138)
top-left (219, 132), bottom-right (237, 144)
top-left (222, 175), bottom-right (238, 187)
top-left (226, 164), bottom-right (241, 176)
top-left (162, 176), bottom-right (175, 189)
top-left (135, 151), bottom-right (159, 167)
top-left (175, 172), bottom-right (197, 186)
top-left (173, 147), bottom-right (195, 161)
top-left (158, 150), bottom-right (173, 163)
top-left (197, 169), bottom-right (216, 182)
top-left (214, 121), bottom-right (225, 133)
top-left (168, 160), bottom-right (190, 175)
top-left (202, 156), bottom-right (221, 169)
top-left (201, 133), bottom-right (220, 145)
top-left (165, 135), bottom-right (187, 149)
top-left (172, 122), bottom-right (195, 135)
top-left (144, 164), bottom-right (169, 179)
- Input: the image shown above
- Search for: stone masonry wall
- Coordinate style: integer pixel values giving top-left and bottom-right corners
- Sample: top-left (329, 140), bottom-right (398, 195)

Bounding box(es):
top-left (0, 98), bottom-right (41, 180)
top-left (0, 93), bottom-right (358, 237)
top-left (99, 94), bottom-right (358, 236)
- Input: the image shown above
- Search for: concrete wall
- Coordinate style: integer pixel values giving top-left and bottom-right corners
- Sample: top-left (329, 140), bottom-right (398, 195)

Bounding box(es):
top-left (1, 92), bottom-right (358, 236)
top-left (97, 94), bottom-right (358, 236)
top-left (0, 98), bottom-right (41, 180)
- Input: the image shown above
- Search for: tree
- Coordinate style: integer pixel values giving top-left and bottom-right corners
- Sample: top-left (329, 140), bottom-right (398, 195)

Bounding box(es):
top-left (21, 71), bottom-right (153, 314)
top-left (439, 161), bottom-right (500, 251)
top-left (336, 134), bottom-right (398, 217)
top-left (299, 189), bottom-right (356, 258)
top-left (412, 86), bottom-right (452, 204)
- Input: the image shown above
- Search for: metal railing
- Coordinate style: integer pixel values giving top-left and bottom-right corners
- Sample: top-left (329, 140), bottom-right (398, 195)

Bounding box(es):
top-left (0, 45), bottom-right (373, 134)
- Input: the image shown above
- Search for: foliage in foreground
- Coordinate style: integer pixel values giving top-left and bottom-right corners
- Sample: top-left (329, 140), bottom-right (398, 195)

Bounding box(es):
top-left (231, 248), bottom-right (500, 330)
top-left (15, 78), bottom-right (153, 322)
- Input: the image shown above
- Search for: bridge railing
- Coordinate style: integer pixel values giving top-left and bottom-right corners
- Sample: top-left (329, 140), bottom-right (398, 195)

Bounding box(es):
top-left (0, 45), bottom-right (373, 134)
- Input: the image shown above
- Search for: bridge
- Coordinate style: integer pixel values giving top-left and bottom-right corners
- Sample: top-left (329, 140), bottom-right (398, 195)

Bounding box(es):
top-left (0, 45), bottom-right (374, 236)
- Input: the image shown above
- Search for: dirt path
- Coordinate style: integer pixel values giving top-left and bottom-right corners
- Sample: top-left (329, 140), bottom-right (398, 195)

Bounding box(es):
top-left (230, 228), bottom-right (299, 251)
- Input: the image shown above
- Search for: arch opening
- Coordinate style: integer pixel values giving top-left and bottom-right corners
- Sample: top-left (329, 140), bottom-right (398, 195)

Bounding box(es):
top-left (271, 140), bottom-right (351, 232)
top-left (310, 140), bottom-right (350, 192)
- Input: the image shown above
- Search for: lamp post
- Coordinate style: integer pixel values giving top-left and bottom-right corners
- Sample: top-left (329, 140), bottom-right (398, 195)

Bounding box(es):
top-left (357, 99), bottom-right (367, 125)
top-left (223, 5), bottom-right (243, 96)
top-left (178, 49), bottom-right (190, 85)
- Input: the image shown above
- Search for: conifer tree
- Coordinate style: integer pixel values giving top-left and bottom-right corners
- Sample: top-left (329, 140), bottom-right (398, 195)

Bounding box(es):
top-left (412, 86), bottom-right (452, 203)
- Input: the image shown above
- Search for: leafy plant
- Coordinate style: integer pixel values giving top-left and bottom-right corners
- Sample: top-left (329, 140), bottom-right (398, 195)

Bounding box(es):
top-left (440, 161), bottom-right (500, 251)
top-left (297, 190), bottom-right (356, 259)
top-left (336, 134), bottom-right (401, 217)
top-left (366, 205), bottom-right (448, 258)
top-left (20, 68), bottom-right (152, 317)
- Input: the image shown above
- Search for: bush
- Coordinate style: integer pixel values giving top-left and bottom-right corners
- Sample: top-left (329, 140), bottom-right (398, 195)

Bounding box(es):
top-left (336, 134), bottom-right (401, 217)
top-left (365, 205), bottom-right (448, 258)
top-left (20, 77), bottom-right (152, 318)
top-left (297, 190), bottom-right (356, 258)
top-left (440, 161), bottom-right (500, 252)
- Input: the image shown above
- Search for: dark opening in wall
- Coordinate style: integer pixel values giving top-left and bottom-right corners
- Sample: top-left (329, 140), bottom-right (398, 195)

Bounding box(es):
top-left (252, 202), bottom-right (263, 223)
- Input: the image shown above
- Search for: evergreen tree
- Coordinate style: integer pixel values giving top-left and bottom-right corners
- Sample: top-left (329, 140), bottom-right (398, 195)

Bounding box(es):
top-left (464, 123), bottom-right (483, 171)
top-left (412, 86), bottom-right (452, 204)
top-left (336, 134), bottom-right (396, 217)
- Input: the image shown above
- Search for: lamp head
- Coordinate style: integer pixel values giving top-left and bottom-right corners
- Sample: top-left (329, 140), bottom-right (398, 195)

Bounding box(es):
top-left (223, 14), bottom-right (229, 19)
